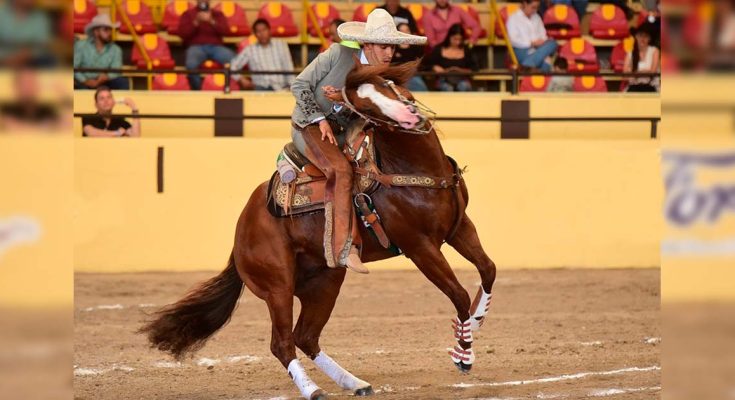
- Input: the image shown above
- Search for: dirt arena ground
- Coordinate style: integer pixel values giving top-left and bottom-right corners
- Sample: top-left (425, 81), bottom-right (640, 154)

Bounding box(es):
top-left (74, 268), bottom-right (660, 400)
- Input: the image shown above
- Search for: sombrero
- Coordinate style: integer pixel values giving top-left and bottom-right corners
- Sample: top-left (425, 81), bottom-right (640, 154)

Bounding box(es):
top-left (338, 9), bottom-right (427, 46)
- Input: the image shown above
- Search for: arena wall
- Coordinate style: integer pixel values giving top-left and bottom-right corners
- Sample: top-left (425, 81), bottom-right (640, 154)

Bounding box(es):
top-left (73, 91), bottom-right (661, 140)
top-left (73, 138), bottom-right (662, 272)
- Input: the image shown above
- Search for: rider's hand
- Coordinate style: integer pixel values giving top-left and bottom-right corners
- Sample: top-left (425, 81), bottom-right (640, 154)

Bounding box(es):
top-left (318, 120), bottom-right (337, 146)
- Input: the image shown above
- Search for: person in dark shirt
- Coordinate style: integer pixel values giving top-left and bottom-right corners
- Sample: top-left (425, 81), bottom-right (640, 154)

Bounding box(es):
top-left (378, 0), bottom-right (419, 35)
top-left (179, 0), bottom-right (235, 90)
top-left (425, 23), bottom-right (477, 91)
top-left (393, 23), bottom-right (428, 92)
top-left (81, 86), bottom-right (140, 137)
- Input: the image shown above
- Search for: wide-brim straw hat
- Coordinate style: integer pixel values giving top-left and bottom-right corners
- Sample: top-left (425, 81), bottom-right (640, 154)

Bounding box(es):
top-left (85, 14), bottom-right (121, 36)
top-left (338, 9), bottom-right (427, 45)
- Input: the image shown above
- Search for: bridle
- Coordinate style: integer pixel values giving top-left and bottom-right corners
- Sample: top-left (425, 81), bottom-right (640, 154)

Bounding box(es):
top-left (340, 79), bottom-right (436, 135)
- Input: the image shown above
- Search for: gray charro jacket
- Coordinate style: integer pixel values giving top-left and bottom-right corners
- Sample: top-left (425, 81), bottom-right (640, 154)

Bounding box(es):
top-left (291, 43), bottom-right (360, 129)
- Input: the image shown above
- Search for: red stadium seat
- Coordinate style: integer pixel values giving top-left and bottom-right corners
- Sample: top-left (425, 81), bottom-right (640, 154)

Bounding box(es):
top-left (559, 38), bottom-right (599, 72)
top-left (520, 75), bottom-right (551, 92)
top-left (118, 0), bottom-right (157, 35)
top-left (308, 3), bottom-right (340, 38)
top-left (152, 73), bottom-right (191, 90)
top-left (609, 36), bottom-right (634, 72)
top-left (352, 3), bottom-right (378, 23)
top-left (257, 2), bottom-right (298, 37)
top-left (454, 4), bottom-right (488, 38)
top-left (202, 73), bottom-right (241, 91)
top-left (131, 33), bottom-right (175, 69)
top-left (407, 4), bottom-right (427, 34)
top-left (590, 4), bottom-right (629, 39)
top-left (215, 1), bottom-right (251, 37)
top-left (573, 75), bottom-right (608, 92)
top-left (201, 60), bottom-right (224, 70)
top-left (495, 4), bottom-right (520, 39)
top-left (683, 2), bottom-right (712, 49)
top-left (161, 0), bottom-right (193, 36)
top-left (543, 4), bottom-right (581, 39)
top-left (73, 0), bottom-right (98, 34)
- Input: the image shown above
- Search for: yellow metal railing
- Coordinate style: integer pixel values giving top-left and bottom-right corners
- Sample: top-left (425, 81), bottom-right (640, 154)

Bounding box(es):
top-left (111, 0), bottom-right (155, 90)
top-left (490, 0), bottom-right (518, 68)
top-left (303, 0), bottom-right (329, 51)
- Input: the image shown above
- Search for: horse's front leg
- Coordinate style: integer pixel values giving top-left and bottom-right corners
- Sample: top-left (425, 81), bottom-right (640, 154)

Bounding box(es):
top-left (403, 240), bottom-right (475, 373)
top-left (447, 214), bottom-right (497, 331)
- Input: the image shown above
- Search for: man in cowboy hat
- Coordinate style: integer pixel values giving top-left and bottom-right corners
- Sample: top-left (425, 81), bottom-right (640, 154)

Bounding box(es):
top-left (74, 14), bottom-right (128, 90)
top-left (290, 9), bottom-right (426, 274)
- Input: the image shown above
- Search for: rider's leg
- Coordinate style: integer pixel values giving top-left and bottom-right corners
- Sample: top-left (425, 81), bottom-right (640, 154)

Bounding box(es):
top-left (300, 123), bottom-right (367, 273)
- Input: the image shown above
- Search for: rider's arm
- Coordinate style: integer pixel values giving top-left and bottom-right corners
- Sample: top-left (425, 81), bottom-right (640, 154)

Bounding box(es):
top-left (291, 43), bottom-right (341, 125)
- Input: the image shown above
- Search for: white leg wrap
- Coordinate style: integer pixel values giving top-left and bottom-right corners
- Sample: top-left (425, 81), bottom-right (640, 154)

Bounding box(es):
top-left (287, 359), bottom-right (321, 399)
top-left (469, 286), bottom-right (493, 331)
top-left (313, 351), bottom-right (370, 390)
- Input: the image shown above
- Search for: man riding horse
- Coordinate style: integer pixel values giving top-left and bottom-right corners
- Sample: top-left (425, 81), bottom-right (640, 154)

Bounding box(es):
top-left (290, 9), bottom-right (426, 274)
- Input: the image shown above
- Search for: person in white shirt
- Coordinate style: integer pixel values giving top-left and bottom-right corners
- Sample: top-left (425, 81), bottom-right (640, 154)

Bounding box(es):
top-left (506, 0), bottom-right (557, 72)
top-left (230, 19), bottom-right (295, 91)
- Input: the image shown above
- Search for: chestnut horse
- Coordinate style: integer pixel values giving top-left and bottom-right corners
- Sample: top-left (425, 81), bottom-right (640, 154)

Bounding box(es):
top-left (141, 62), bottom-right (497, 400)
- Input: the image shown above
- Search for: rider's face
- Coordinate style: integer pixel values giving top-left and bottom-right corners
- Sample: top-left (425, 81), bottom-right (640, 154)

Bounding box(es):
top-left (363, 43), bottom-right (396, 66)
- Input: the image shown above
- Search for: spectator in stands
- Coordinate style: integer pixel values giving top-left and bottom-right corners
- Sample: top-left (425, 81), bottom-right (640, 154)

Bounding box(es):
top-left (0, 0), bottom-right (54, 67)
top-left (546, 57), bottom-right (573, 92)
top-left (230, 19), bottom-right (295, 91)
top-left (378, 0), bottom-right (419, 35)
top-left (82, 87), bottom-right (141, 137)
top-left (426, 24), bottom-right (476, 91)
top-left (507, 0), bottom-right (557, 72)
top-left (74, 14), bottom-right (127, 90)
top-left (424, 0), bottom-right (481, 49)
top-left (624, 22), bottom-right (660, 92)
top-left (179, 0), bottom-right (235, 90)
top-left (538, 0), bottom-right (588, 26)
top-left (329, 19), bottom-right (346, 45)
top-left (393, 23), bottom-right (428, 92)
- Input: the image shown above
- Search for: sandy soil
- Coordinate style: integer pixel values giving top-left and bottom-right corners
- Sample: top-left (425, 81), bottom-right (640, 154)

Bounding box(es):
top-left (74, 268), bottom-right (660, 400)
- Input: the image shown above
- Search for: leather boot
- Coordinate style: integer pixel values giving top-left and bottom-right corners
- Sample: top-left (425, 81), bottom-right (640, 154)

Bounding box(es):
top-left (341, 246), bottom-right (369, 274)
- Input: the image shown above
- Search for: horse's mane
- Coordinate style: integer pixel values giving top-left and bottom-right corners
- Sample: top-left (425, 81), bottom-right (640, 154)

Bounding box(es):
top-left (345, 60), bottom-right (421, 90)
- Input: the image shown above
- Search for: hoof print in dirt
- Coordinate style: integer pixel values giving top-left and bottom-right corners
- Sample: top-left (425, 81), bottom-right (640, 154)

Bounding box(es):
top-left (354, 385), bottom-right (374, 396)
top-left (454, 362), bottom-right (472, 374)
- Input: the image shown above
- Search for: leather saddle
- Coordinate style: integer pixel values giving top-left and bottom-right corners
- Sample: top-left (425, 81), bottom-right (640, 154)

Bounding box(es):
top-left (266, 122), bottom-right (380, 218)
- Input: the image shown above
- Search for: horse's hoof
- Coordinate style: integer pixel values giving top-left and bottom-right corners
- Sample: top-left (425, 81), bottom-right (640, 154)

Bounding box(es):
top-left (354, 385), bottom-right (374, 396)
top-left (310, 389), bottom-right (329, 400)
top-left (454, 361), bottom-right (472, 374)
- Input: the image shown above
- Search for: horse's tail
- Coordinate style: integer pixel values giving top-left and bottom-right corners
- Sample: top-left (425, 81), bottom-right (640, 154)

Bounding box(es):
top-left (140, 251), bottom-right (243, 359)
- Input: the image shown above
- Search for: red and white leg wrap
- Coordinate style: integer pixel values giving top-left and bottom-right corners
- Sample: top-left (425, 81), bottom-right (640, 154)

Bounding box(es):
top-left (469, 286), bottom-right (493, 331)
top-left (452, 317), bottom-right (473, 343)
top-left (448, 345), bottom-right (475, 365)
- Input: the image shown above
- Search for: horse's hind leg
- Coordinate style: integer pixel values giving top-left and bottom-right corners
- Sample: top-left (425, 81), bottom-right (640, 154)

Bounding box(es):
top-left (403, 241), bottom-right (475, 372)
top-left (447, 214), bottom-right (497, 331)
top-left (262, 288), bottom-right (328, 400)
top-left (294, 268), bottom-right (373, 396)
